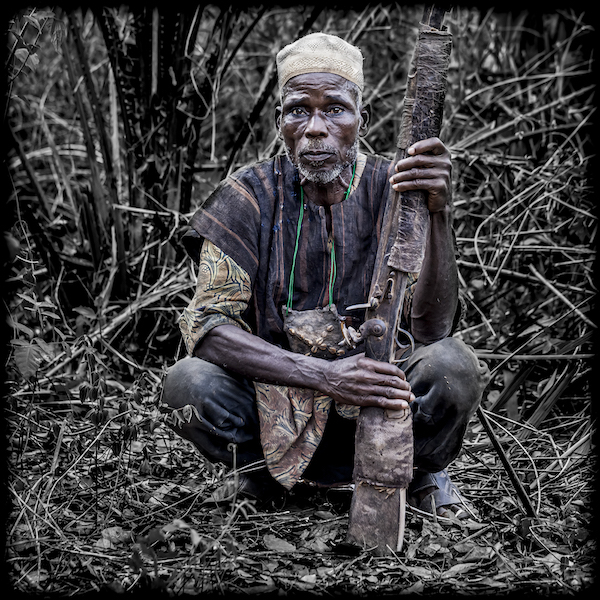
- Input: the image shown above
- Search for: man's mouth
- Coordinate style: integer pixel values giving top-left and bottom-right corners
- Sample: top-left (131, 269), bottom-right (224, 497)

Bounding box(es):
top-left (300, 150), bottom-right (334, 162)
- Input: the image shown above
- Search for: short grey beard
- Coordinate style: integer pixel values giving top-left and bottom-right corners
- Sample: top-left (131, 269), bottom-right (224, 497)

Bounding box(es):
top-left (287, 139), bottom-right (359, 185)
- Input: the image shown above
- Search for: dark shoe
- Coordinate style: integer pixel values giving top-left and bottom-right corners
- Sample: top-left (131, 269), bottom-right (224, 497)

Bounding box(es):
top-left (206, 470), bottom-right (286, 507)
top-left (407, 469), bottom-right (478, 521)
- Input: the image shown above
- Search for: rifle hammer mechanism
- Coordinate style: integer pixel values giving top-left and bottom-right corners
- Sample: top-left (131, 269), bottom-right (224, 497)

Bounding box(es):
top-left (344, 296), bottom-right (415, 362)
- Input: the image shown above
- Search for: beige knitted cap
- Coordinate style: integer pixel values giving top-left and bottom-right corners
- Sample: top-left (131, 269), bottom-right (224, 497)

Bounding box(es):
top-left (276, 32), bottom-right (364, 91)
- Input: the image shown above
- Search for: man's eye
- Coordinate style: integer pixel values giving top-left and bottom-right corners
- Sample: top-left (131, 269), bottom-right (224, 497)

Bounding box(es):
top-left (290, 107), bottom-right (305, 116)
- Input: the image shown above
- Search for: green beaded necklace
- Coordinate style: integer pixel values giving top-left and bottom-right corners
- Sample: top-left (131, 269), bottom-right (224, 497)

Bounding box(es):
top-left (285, 162), bottom-right (356, 315)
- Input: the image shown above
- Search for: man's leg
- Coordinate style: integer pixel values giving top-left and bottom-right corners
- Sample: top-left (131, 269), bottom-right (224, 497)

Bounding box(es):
top-left (401, 336), bottom-right (491, 518)
top-left (162, 356), bottom-right (262, 465)
top-left (161, 341), bottom-right (489, 510)
top-left (161, 356), bottom-right (283, 500)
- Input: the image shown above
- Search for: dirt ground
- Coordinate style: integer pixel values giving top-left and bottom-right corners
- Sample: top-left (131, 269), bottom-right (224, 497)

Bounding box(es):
top-left (5, 371), bottom-right (596, 596)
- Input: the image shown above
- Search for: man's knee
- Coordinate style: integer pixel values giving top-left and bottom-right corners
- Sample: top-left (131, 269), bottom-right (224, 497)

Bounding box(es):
top-left (163, 356), bottom-right (223, 410)
top-left (161, 356), bottom-right (261, 464)
top-left (408, 337), bottom-right (490, 406)
top-left (163, 356), bottom-right (258, 427)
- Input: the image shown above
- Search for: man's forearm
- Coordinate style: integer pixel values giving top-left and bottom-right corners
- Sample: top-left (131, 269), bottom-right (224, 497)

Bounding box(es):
top-left (194, 324), bottom-right (327, 390)
top-left (410, 206), bottom-right (458, 343)
top-left (194, 324), bottom-right (414, 409)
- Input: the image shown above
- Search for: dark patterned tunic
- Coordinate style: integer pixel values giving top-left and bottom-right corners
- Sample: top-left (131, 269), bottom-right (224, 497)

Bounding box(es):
top-left (179, 152), bottom-right (418, 488)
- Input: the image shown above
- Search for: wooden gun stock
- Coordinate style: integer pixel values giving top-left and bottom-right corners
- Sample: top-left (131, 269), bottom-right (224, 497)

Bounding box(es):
top-left (346, 5), bottom-right (452, 555)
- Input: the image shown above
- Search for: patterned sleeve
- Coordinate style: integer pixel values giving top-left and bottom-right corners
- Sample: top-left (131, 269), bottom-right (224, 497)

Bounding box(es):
top-left (179, 239), bottom-right (252, 356)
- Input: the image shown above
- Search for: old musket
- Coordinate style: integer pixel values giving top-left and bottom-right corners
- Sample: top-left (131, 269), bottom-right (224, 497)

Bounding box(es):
top-left (345, 5), bottom-right (453, 555)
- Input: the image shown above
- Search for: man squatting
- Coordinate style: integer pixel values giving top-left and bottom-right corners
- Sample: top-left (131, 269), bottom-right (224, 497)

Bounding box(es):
top-left (163, 33), bottom-right (491, 519)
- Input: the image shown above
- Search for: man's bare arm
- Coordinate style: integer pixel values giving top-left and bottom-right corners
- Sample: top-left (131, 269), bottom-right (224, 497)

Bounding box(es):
top-left (389, 137), bottom-right (459, 343)
top-left (195, 324), bottom-right (415, 409)
top-left (410, 204), bottom-right (458, 342)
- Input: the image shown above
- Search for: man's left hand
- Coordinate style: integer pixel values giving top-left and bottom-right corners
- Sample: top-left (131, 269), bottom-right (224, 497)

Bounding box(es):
top-left (389, 137), bottom-right (451, 212)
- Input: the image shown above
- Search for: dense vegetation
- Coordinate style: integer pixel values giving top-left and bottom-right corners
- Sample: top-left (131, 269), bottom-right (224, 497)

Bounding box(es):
top-left (4, 5), bottom-right (596, 595)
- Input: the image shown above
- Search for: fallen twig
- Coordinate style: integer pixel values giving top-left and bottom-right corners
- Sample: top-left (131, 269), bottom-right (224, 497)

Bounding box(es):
top-left (528, 264), bottom-right (596, 329)
top-left (476, 407), bottom-right (537, 518)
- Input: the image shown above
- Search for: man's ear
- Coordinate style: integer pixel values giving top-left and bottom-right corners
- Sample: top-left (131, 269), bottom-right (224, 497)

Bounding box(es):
top-left (359, 103), bottom-right (371, 137)
top-left (274, 106), bottom-right (283, 139)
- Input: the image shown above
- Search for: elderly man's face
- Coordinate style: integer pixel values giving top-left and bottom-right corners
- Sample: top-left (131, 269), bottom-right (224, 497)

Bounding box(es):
top-left (277, 73), bottom-right (368, 184)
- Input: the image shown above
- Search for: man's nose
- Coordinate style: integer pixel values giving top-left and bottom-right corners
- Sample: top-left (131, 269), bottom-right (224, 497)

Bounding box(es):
top-left (305, 111), bottom-right (328, 137)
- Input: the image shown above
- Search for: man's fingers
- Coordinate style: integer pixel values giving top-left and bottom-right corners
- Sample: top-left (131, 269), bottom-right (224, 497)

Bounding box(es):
top-left (358, 359), bottom-right (414, 397)
top-left (380, 384), bottom-right (415, 402)
top-left (357, 354), bottom-right (405, 375)
top-left (407, 136), bottom-right (447, 156)
top-left (391, 166), bottom-right (447, 184)
top-left (391, 176), bottom-right (447, 194)
top-left (368, 397), bottom-right (411, 410)
top-left (394, 154), bottom-right (444, 172)
top-left (351, 393), bottom-right (413, 410)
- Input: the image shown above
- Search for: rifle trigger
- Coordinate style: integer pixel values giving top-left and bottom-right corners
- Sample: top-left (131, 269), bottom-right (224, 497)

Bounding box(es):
top-left (392, 326), bottom-right (415, 364)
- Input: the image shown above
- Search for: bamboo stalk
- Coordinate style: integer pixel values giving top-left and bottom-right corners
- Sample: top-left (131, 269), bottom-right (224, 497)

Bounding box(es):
top-left (151, 8), bottom-right (159, 98)
top-left (8, 127), bottom-right (65, 278)
top-left (108, 63), bottom-right (122, 200)
top-left (38, 84), bottom-right (77, 222)
top-left (66, 10), bottom-right (127, 296)
top-left (178, 7), bottom-right (232, 211)
top-left (94, 6), bottom-right (138, 215)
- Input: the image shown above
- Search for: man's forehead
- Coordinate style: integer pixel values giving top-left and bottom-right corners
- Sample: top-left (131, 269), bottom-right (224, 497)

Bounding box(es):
top-left (282, 73), bottom-right (357, 101)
